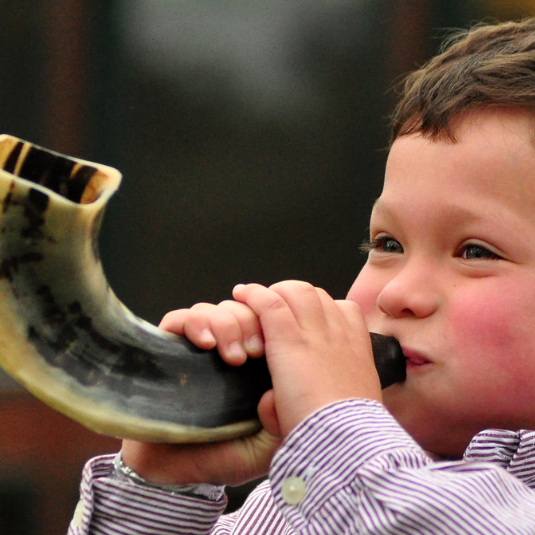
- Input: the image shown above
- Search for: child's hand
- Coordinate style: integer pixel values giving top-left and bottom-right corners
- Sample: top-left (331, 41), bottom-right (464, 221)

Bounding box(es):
top-left (121, 425), bottom-right (281, 488)
top-left (159, 300), bottom-right (265, 365)
top-left (121, 299), bottom-right (280, 488)
top-left (120, 281), bottom-right (381, 488)
top-left (233, 281), bottom-right (382, 437)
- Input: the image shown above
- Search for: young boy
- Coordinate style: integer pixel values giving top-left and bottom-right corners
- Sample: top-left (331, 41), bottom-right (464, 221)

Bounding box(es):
top-left (70, 18), bottom-right (535, 534)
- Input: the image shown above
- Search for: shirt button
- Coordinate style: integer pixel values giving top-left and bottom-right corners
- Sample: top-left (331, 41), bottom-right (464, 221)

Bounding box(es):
top-left (281, 476), bottom-right (306, 505)
top-left (72, 499), bottom-right (85, 527)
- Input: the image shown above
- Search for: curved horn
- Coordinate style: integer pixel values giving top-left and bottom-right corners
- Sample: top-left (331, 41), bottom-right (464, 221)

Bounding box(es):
top-left (0, 135), bottom-right (405, 443)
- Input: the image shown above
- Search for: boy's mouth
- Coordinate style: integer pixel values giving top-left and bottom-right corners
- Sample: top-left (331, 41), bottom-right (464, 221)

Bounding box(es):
top-left (402, 347), bottom-right (432, 368)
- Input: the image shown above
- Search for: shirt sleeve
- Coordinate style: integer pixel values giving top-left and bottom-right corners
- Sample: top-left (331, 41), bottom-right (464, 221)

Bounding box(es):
top-left (67, 455), bottom-right (292, 535)
top-left (463, 428), bottom-right (535, 487)
top-left (269, 399), bottom-right (535, 534)
top-left (67, 453), bottom-right (227, 535)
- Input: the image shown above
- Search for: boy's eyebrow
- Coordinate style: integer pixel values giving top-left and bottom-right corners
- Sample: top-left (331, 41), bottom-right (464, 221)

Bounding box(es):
top-left (372, 196), bottom-right (475, 219)
top-left (370, 195), bottom-right (518, 230)
top-left (369, 197), bottom-right (401, 221)
top-left (370, 197), bottom-right (386, 213)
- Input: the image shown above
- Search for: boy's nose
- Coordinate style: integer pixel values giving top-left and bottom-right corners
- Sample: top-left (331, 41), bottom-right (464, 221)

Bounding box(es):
top-left (376, 262), bottom-right (440, 319)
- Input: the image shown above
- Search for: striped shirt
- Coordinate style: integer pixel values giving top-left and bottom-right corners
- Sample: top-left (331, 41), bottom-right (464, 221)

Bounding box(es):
top-left (68, 399), bottom-right (535, 534)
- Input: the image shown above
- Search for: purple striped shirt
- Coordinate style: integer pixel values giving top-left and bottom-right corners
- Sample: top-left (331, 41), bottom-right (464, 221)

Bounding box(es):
top-left (68, 400), bottom-right (535, 534)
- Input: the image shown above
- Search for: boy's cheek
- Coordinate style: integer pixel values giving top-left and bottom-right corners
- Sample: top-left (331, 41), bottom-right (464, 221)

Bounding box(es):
top-left (445, 292), bottom-right (535, 425)
top-left (446, 290), bottom-right (530, 370)
top-left (346, 277), bottom-right (379, 320)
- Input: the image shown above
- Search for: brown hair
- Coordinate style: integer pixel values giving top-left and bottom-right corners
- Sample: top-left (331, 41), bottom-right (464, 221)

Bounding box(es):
top-left (391, 18), bottom-right (535, 141)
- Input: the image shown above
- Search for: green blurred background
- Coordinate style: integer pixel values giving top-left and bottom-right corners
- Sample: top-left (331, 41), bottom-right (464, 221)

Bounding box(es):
top-left (0, 1), bottom-right (533, 533)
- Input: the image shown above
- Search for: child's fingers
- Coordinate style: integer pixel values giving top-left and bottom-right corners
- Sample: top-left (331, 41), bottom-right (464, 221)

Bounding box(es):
top-left (257, 389), bottom-right (282, 437)
top-left (334, 299), bottom-right (375, 353)
top-left (233, 280), bottom-right (326, 333)
top-left (270, 280), bottom-right (331, 330)
top-left (333, 299), bottom-right (368, 333)
top-left (216, 301), bottom-right (264, 358)
top-left (212, 300), bottom-right (264, 363)
top-left (159, 301), bottom-right (264, 366)
top-left (233, 283), bottom-right (295, 343)
top-left (234, 281), bottom-right (382, 436)
top-left (159, 308), bottom-right (216, 348)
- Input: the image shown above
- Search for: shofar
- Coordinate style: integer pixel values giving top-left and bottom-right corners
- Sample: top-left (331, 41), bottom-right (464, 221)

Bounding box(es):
top-left (0, 134), bottom-right (405, 443)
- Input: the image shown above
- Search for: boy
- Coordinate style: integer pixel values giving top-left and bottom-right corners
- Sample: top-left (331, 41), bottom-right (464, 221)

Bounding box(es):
top-left (70, 18), bottom-right (535, 534)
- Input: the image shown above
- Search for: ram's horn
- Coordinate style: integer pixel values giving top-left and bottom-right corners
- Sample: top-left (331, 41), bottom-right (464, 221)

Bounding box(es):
top-left (0, 134), bottom-right (405, 444)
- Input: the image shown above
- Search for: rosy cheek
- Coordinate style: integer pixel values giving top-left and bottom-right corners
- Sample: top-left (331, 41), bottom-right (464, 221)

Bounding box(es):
top-left (445, 284), bottom-right (535, 417)
top-left (446, 288), bottom-right (523, 364)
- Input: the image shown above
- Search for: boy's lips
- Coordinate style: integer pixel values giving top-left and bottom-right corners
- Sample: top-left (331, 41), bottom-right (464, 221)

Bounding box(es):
top-left (401, 347), bottom-right (432, 368)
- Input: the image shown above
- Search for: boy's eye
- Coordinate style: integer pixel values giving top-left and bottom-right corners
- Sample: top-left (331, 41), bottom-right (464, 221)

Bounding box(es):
top-left (459, 244), bottom-right (501, 260)
top-left (361, 236), bottom-right (404, 254)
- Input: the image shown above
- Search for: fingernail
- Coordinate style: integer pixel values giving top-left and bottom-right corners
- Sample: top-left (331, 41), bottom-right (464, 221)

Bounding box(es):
top-left (227, 341), bottom-right (247, 363)
top-left (200, 328), bottom-right (216, 345)
top-left (245, 335), bottom-right (264, 355)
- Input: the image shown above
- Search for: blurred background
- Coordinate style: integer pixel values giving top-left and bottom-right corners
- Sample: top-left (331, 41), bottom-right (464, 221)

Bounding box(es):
top-left (0, 1), bottom-right (534, 533)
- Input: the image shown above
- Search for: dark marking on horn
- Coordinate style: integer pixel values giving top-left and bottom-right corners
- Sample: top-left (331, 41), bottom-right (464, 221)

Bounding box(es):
top-left (2, 179), bottom-right (15, 213)
top-left (4, 141), bottom-right (23, 174)
top-left (20, 251), bottom-right (44, 264)
top-left (20, 146), bottom-right (76, 193)
top-left (0, 253), bottom-right (43, 282)
top-left (22, 188), bottom-right (49, 242)
top-left (68, 165), bottom-right (98, 203)
top-left (0, 257), bottom-right (16, 281)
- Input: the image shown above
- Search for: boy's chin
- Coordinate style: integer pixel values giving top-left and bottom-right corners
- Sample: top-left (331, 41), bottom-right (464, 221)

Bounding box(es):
top-left (382, 385), bottom-right (474, 459)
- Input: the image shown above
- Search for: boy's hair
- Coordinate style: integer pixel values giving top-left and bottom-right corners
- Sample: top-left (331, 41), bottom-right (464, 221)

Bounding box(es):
top-left (391, 18), bottom-right (535, 141)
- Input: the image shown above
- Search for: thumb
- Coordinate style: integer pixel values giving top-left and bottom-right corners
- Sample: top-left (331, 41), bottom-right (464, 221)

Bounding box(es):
top-left (258, 389), bottom-right (282, 438)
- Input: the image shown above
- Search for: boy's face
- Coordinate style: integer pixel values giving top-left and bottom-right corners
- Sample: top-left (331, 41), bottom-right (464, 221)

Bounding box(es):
top-left (347, 108), bottom-right (535, 457)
